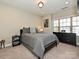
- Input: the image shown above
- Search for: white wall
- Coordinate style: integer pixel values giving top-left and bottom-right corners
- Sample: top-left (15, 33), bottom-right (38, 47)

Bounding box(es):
top-left (0, 4), bottom-right (42, 45)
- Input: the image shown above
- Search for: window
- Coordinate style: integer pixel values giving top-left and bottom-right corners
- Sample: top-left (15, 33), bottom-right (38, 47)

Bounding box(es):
top-left (53, 16), bottom-right (79, 36)
top-left (53, 19), bottom-right (59, 32)
top-left (60, 18), bottom-right (71, 32)
top-left (72, 16), bottom-right (79, 36)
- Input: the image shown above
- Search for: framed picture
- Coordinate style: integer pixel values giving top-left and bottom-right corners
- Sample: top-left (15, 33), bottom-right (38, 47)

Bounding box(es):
top-left (44, 19), bottom-right (49, 28)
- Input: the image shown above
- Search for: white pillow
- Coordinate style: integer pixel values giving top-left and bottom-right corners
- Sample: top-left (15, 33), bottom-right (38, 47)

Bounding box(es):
top-left (30, 27), bottom-right (36, 33)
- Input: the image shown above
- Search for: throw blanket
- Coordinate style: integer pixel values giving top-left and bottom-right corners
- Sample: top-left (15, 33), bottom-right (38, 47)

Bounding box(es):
top-left (22, 33), bottom-right (59, 59)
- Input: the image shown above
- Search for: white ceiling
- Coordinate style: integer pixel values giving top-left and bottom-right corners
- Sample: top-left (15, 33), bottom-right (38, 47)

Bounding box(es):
top-left (0, 0), bottom-right (75, 16)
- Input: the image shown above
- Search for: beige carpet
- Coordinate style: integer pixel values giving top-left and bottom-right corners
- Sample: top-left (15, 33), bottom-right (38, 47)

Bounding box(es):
top-left (0, 43), bottom-right (79, 59)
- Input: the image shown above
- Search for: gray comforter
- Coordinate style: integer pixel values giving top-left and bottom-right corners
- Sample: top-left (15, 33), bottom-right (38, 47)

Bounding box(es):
top-left (22, 33), bottom-right (59, 59)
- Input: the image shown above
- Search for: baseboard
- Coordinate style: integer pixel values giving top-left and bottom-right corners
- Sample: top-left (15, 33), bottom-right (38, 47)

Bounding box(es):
top-left (5, 43), bottom-right (12, 48)
top-left (77, 43), bottom-right (79, 47)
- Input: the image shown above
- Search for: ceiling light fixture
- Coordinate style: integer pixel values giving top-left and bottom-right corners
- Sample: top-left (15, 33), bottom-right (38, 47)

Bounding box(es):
top-left (34, 0), bottom-right (46, 8)
top-left (38, 1), bottom-right (44, 8)
top-left (65, 1), bottom-right (69, 5)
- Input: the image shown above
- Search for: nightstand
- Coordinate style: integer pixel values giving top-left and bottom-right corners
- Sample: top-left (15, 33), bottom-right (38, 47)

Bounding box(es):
top-left (12, 35), bottom-right (21, 47)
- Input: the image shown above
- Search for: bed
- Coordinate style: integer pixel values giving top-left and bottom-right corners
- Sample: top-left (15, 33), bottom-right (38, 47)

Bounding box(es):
top-left (20, 27), bottom-right (59, 59)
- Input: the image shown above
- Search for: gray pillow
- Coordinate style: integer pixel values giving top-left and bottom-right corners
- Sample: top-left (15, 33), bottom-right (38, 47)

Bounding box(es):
top-left (23, 27), bottom-right (30, 33)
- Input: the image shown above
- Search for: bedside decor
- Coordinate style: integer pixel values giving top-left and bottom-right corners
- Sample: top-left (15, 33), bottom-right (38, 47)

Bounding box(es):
top-left (39, 28), bottom-right (44, 32)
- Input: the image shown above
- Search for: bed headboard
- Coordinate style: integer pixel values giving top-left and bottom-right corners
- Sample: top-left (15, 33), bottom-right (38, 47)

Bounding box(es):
top-left (20, 29), bottom-right (23, 37)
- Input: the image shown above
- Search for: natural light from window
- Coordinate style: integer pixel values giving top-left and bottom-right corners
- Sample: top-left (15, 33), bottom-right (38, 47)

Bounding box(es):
top-left (72, 16), bottom-right (79, 36)
top-left (60, 18), bottom-right (70, 32)
top-left (53, 16), bottom-right (79, 36)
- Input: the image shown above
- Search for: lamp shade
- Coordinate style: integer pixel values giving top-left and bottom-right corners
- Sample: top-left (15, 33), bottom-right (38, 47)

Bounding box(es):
top-left (39, 28), bottom-right (44, 32)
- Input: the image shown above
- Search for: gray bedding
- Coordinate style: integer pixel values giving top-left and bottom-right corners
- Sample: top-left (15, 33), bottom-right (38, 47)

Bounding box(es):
top-left (22, 32), bottom-right (59, 59)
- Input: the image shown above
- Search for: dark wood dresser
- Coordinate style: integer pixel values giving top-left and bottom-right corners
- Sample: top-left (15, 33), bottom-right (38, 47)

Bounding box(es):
top-left (53, 32), bottom-right (76, 46)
